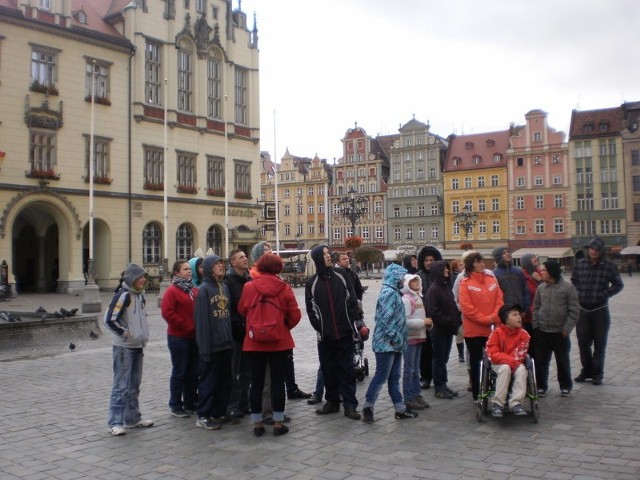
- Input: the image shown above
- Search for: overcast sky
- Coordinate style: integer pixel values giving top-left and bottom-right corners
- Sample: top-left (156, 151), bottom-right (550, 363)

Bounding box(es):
top-left (239, 0), bottom-right (640, 162)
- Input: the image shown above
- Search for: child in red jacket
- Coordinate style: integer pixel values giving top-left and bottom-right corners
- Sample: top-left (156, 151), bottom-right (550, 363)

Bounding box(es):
top-left (486, 303), bottom-right (530, 418)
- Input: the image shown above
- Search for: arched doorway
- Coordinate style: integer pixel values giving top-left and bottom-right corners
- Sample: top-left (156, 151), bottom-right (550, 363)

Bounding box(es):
top-left (82, 219), bottom-right (112, 288)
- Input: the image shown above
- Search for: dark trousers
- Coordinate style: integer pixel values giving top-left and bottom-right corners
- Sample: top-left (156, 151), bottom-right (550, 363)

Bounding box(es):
top-left (318, 336), bottom-right (358, 410)
top-left (167, 335), bottom-right (199, 410)
top-left (227, 338), bottom-right (250, 413)
top-left (534, 330), bottom-right (572, 391)
top-left (197, 349), bottom-right (233, 419)
top-left (465, 336), bottom-right (488, 400)
top-left (285, 349), bottom-right (299, 395)
top-left (246, 350), bottom-right (288, 416)
top-left (420, 335), bottom-right (433, 383)
top-left (523, 322), bottom-right (536, 362)
top-left (431, 333), bottom-right (453, 388)
top-left (576, 308), bottom-right (611, 379)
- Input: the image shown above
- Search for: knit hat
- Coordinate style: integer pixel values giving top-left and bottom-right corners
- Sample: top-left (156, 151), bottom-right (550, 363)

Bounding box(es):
top-left (250, 241), bottom-right (269, 262)
top-left (499, 303), bottom-right (523, 323)
top-left (123, 263), bottom-right (146, 288)
top-left (543, 260), bottom-right (562, 281)
top-left (520, 253), bottom-right (537, 274)
top-left (492, 246), bottom-right (508, 264)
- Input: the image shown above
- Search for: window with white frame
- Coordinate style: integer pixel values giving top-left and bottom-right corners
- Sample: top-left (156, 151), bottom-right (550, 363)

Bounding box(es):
top-left (308, 186), bottom-right (314, 196)
top-left (31, 45), bottom-right (58, 90)
top-left (284, 205), bottom-right (290, 216)
top-left (196, 0), bottom-right (205, 13)
top-left (492, 198), bottom-right (499, 211)
top-left (534, 175), bottom-right (543, 186)
top-left (84, 136), bottom-right (110, 180)
top-left (478, 199), bottom-right (486, 212)
top-left (177, 153), bottom-right (197, 188)
top-left (394, 206), bottom-right (401, 218)
top-left (333, 228), bottom-right (341, 240)
top-left (406, 227), bottom-right (413, 240)
top-left (333, 203), bottom-right (341, 215)
top-left (418, 204), bottom-right (426, 216)
top-left (516, 196), bottom-right (524, 210)
top-left (535, 219), bottom-right (545, 233)
top-left (359, 184), bottom-right (366, 194)
top-left (298, 224), bottom-right (304, 236)
top-left (491, 175), bottom-right (499, 186)
top-left (405, 187), bottom-right (412, 197)
top-left (318, 203), bottom-right (324, 213)
top-left (431, 226), bottom-right (439, 240)
top-left (405, 169), bottom-right (412, 180)
top-left (516, 221), bottom-right (526, 235)
top-left (374, 200), bottom-right (383, 212)
top-left (308, 224), bottom-right (315, 235)
top-left (552, 154), bottom-right (560, 163)
top-left (143, 222), bottom-right (162, 264)
top-left (284, 224), bottom-right (290, 235)
top-left (465, 200), bottom-right (473, 211)
top-left (176, 223), bottom-right (194, 259)
top-left (452, 178), bottom-right (459, 189)
top-left (553, 175), bottom-right (561, 185)
top-left (452, 201), bottom-right (459, 213)
top-left (418, 187), bottom-right (425, 196)
top-left (429, 167), bottom-right (436, 178)
top-left (431, 204), bottom-right (439, 216)
top-left (494, 154), bottom-right (502, 163)
top-left (406, 205), bottom-right (413, 217)
top-left (177, 42), bottom-right (193, 112)
top-left (453, 224), bottom-right (460, 235)
top-left (554, 194), bottom-right (563, 208)
top-left (612, 219), bottom-right (621, 233)
top-left (554, 218), bottom-right (564, 233)
top-left (284, 188), bottom-right (290, 198)
top-left (297, 204), bottom-right (303, 215)
top-left (465, 177), bottom-right (472, 188)
top-left (145, 40), bottom-right (161, 105)
top-left (143, 146), bottom-right (163, 185)
top-left (417, 168), bottom-right (424, 179)
top-left (535, 195), bottom-right (544, 209)
top-left (370, 183), bottom-right (376, 193)
top-left (419, 227), bottom-right (425, 239)
top-left (517, 177), bottom-right (525, 187)
top-left (29, 130), bottom-right (56, 174)
top-left (360, 226), bottom-right (368, 239)
top-left (479, 221), bottom-right (486, 234)
top-left (235, 67), bottom-right (247, 124)
top-left (85, 60), bottom-right (109, 101)
top-left (533, 131), bottom-right (542, 142)
top-left (478, 176), bottom-right (485, 187)
top-left (318, 185), bottom-right (325, 195)
top-left (394, 171), bottom-right (401, 181)
top-left (308, 204), bottom-right (314, 214)
top-left (492, 220), bottom-right (500, 234)
top-left (534, 156), bottom-right (542, 165)
top-left (375, 226), bottom-right (383, 239)
top-left (207, 54), bottom-right (221, 118)
top-left (39, 0), bottom-right (51, 9)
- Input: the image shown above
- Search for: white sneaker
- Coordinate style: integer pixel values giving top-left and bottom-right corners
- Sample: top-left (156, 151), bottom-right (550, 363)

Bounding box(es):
top-left (109, 425), bottom-right (126, 436)
top-left (124, 419), bottom-right (154, 428)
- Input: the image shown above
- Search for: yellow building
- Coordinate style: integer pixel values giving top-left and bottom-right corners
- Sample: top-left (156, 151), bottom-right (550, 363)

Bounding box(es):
top-left (0, 0), bottom-right (261, 293)
top-left (443, 130), bottom-right (514, 253)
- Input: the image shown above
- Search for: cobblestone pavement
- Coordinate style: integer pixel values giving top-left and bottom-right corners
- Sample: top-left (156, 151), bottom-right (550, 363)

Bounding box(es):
top-left (0, 274), bottom-right (639, 479)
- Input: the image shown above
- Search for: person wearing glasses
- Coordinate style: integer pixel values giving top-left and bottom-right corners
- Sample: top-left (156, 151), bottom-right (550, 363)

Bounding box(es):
top-left (458, 252), bottom-right (504, 400)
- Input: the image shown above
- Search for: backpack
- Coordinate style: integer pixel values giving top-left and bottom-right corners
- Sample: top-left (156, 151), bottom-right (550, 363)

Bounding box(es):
top-left (246, 292), bottom-right (286, 343)
top-left (404, 292), bottom-right (417, 316)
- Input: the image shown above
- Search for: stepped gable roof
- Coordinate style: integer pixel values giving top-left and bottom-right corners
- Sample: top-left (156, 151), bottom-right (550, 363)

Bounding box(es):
top-left (569, 106), bottom-right (623, 140)
top-left (444, 129), bottom-right (512, 172)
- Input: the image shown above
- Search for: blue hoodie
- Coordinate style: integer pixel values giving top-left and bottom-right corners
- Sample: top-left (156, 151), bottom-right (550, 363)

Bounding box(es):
top-left (371, 263), bottom-right (408, 353)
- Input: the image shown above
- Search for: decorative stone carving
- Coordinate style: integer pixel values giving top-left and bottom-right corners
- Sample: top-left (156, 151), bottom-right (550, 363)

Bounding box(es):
top-left (24, 96), bottom-right (64, 130)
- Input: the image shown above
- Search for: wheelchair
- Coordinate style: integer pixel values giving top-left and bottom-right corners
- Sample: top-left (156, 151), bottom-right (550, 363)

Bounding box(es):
top-left (475, 352), bottom-right (540, 423)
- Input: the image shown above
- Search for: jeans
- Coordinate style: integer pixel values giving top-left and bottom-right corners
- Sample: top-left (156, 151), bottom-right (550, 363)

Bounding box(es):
top-left (167, 335), bottom-right (199, 410)
top-left (576, 307), bottom-right (610, 379)
top-left (197, 349), bottom-right (233, 419)
top-left (246, 350), bottom-right (288, 423)
top-left (402, 343), bottom-right (421, 401)
top-left (108, 346), bottom-right (144, 428)
top-left (420, 335), bottom-right (433, 383)
top-left (534, 330), bottom-right (572, 391)
top-left (364, 351), bottom-right (405, 413)
top-left (227, 338), bottom-right (250, 413)
top-left (465, 336), bottom-right (488, 400)
top-left (318, 336), bottom-right (358, 410)
top-left (431, 333), bottom-right (453, 388)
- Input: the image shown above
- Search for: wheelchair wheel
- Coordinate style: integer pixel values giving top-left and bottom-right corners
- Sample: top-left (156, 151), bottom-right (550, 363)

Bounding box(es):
top-left (526, 357), bottom-right (540, 423)
top-left (476, 359), bottom-right (490, 421)
top-left (364, 357), bottom-right (369, 377)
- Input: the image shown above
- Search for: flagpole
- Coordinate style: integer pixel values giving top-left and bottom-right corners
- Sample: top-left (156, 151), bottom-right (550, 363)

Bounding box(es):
top-left (273, 109), bottom-right (280, 253)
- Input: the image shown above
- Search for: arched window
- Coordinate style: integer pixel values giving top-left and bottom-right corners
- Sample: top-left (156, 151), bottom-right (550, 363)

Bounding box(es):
top-left (176, 224), bottom-right (194, 260)
top-left (143, 222), bottom-right (162, 264)
top-left (207, 225), bottom-right (223, 255)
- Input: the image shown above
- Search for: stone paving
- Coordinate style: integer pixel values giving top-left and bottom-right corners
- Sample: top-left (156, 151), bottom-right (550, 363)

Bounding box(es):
top-left (0, 274), bottom-right (639, 479)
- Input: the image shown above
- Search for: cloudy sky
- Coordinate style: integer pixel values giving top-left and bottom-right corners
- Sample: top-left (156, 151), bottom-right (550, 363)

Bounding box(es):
top-left (240, 0), bottom-right (640, 162)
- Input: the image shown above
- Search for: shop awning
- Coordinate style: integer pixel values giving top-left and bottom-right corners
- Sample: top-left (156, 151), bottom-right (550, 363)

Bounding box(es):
top-left (620, 246), bottom-right (640, 255)
top-left (511, 247), bottom-right (574, 259)
top-left (439, 249), bottom-right (494, 259)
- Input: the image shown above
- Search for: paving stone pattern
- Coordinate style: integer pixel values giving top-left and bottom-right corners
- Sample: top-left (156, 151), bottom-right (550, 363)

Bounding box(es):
top-left (0, 275), bottom-right (639, 479)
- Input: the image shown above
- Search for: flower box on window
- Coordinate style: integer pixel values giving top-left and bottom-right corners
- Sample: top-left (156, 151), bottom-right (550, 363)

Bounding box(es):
top-left (144, 182), bottom-right (164, 191)
top-left (234, 191), bottom-right (252, 199)
top-left (30, 81), bottom-right (59, 96)
top-left (207, 188), bottom-right (225, 197)
top-left (26, 168), bottom-right (60, 180)
top-left (177, 185), bottom-right (198, 194)
top-left (85, 95), bottom-right (111, 106)
top-left (84, 176), bottom-right (112, 185)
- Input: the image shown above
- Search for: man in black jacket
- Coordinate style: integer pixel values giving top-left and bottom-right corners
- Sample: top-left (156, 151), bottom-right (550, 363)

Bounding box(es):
top-left (306, 245), bottom-right (361, 420)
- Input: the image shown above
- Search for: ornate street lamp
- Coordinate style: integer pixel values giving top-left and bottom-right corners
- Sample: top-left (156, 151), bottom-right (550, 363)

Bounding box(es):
top-left (338, 187), bottom-right (368, 237)
top-left (454, 204), bottom-right (478, 241)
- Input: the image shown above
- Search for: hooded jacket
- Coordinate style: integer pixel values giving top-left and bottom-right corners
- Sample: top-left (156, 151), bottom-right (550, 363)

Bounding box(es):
top-left (425, 261), bottom-right (462, 336)
top-left (401, 274), bottom-right (427, 343)
top-left (402, 254), bottom-right (418, 274)
top-left (492, 247), bottom-right (530, 313)
top-left (486, 324), bottom-right (530, 372)
top-left (416, 245), bottom-right (443, 297)
top-left (104, 263), bottom-right (149, 348)
top-left (194, 255), bottom-right (233, 357)
top-left (188, 257), bottom-right (203, 287)
top-left (238, 272), bottom-right (301, 352)
top-left (372, 263), bottom-right (408, 353)
top-left (223, 265), bottom-right (252, 341)
top-left (305, 245), bottom-right (360, 342)
top-left (519, 253), bottom-right (541, 321)
top-left (570, 236), bottom-right (624, 309)
top-left (459, 270), bottom-right (504, 338)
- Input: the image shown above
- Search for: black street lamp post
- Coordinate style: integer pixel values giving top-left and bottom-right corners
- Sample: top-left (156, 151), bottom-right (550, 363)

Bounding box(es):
top-left (454, 204), bottom-right (478, 241)
top-left (338, 187), bottom-right (368, 237)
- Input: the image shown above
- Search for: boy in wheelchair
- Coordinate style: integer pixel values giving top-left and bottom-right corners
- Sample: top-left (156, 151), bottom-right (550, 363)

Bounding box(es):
top-left (486, 303), bottom-right (531, 417)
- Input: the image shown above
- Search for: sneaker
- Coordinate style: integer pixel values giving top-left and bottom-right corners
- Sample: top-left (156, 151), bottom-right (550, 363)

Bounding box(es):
top-left (306, 393), bottom-right (322, 405)
top-left (405, 399), bottom-right (425, 410)
top-left (395, 409), bottom-right (418, 420)
top-left (416, 395), bottom-right (430, 408)
top-left (560, 389), bottom-right (571, 397)
top-left (315, 402), bottom-right (340, 415)
top-left (109, 425), bottom-right (126, 436)
top-left (511, 404), bottom-right (528, 416)
top-left (420, 380), bottom-right (431, 390)
top-left (170, 408), bottom-right (190, 418)
top-left (228, 409), bottom-right (244, 419)
top-left (435, 388), bottom-right (454, 400)
top-left (214, 414), bottom-right (239, 425)
top-left (184, 407), bottom-right (196, 414)
top-left (288, 388), bottom-right (312, 400)
top-left (124, 419), bottom-right (154, 428)
top-left (491, 404), bottom-right (503, 418)
top-left (444, 385), bottom-right (459, 397)
top-left (195, 417), bottom-right (222, 430)
top-left (574, 373), bottom-right (591, 383)
top-left (344, 408), bottom-right (361, 420)
top-left (536, 389), bottom-right (547, 398)
top-left (591, 377), bottom-right (603, 386)
top-left (362, 407), bottom-right (374, 424)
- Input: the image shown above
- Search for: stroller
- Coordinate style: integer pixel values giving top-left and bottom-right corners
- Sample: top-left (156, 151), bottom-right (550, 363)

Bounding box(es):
top-left (353, 321), bottom-right (370, 382)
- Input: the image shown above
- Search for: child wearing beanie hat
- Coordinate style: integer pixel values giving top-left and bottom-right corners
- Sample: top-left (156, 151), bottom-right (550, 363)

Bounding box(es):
top-left (104, 263), bottom-right (152, 436)
top-left (542, 260), bottom-right (562, 282)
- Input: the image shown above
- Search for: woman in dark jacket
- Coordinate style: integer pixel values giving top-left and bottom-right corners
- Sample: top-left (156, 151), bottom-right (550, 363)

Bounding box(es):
top-left (238, 254), bottom-right (301, 437)
top-left (425, 261), bottom-right (462, 400)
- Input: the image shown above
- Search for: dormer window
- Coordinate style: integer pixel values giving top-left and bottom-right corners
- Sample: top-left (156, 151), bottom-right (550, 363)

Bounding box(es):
top-left (599, 122), bottom-right (609, 132)
top-left (77, 10), bottom-right (87, 24)
top-left (486, 139), bottom-right (495, 148)
top-left (583, 124), bottom-right (593, 134)
top-left (452, 156), bottom-right (461, 166)
top-left (493, 153), bottom-right (502, 163)
top-left (465, 141), bottom-right (474, 150)
top-left (39, 0), bottom-right (51, 10)
top-left (473, 155), bottom-right (482, 165)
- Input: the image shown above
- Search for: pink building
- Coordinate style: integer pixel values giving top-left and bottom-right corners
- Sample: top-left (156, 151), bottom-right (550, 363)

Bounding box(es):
top-left (507, 110), bottom-right (573, 263)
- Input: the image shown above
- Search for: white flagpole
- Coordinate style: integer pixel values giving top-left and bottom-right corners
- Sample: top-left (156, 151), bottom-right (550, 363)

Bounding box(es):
top-left (224, 89), bottom-right (229, 257)
top-left (88, 61), bottom-right (96, 273)
top-left (273, 109), bottom-right (280, 253)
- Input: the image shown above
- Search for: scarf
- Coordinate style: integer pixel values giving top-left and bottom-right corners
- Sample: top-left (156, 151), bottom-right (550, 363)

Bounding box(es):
top-left (172, 276), bottom-right (194, 295)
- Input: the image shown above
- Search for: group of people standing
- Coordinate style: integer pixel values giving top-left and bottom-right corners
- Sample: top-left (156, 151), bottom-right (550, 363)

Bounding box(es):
top-left (102, 234), bottom-right (623, 435)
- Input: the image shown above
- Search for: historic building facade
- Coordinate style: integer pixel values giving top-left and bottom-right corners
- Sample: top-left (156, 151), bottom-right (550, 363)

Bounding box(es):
top-left (506, 109), bottom-right (572, 260)
top-left (0, 0), bottom-right (261, 293)
top-left (621, 102), bottom-right (640, 268)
